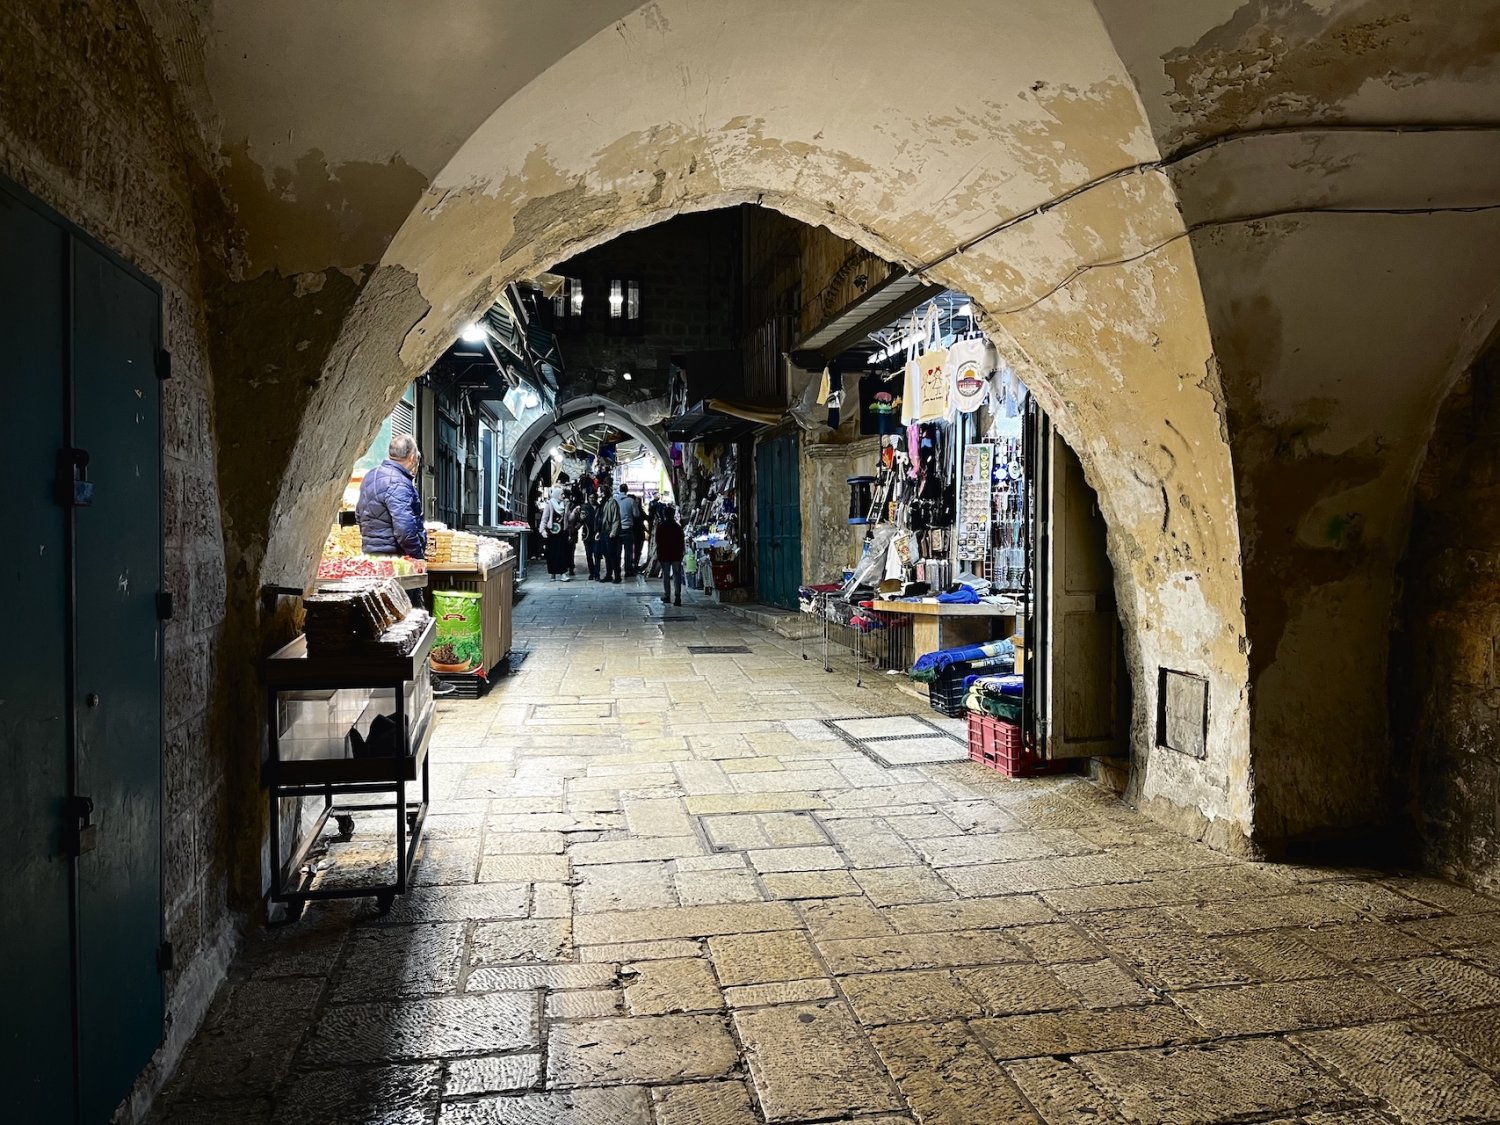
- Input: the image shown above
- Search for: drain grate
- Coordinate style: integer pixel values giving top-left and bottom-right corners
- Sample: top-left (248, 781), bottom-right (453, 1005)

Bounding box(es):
top-left (687, 644), bottom-right (753, 654)
top-left (821, 715), bottom-right (967, 768)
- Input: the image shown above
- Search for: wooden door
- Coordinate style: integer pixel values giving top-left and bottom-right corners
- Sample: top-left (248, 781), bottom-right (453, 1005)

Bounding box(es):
top-left (1035, 422), bottom-right (1124, 759)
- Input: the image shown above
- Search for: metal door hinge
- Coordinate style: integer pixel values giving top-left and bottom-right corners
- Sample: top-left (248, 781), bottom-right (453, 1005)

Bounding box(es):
top-left (157, 591), bottom-right (174, 620)
top-left (156, 349), bottom-right (172, 381)
top-left (62, 795), bottom-right (97, 858)
top-left (156, 941), bottom-right (175, 972)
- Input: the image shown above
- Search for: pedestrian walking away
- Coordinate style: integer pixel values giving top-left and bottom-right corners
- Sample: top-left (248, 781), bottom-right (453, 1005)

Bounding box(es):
top-left (655, 504), bottom-right (686, 607)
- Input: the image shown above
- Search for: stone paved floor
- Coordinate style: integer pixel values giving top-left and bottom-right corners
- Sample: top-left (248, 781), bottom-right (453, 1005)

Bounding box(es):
top-left (152, 573), bottom-right (1500, 1124)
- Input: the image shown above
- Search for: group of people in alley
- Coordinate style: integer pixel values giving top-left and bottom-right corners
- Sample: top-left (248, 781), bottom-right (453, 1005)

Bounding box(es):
top-left (538, 474), bottom-right (686, 606)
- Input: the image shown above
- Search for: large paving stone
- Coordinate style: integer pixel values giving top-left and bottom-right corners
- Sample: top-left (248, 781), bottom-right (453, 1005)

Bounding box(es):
top-left (1010, 922), bottom-right (1108, 963)
top-left (444, 1054), bottom-right (543, 1096)
top-left (707, 930), bottom-right (825, 985)
top-left (171, 978), bottom-right (324, 1098)
top-left (469, 919), bottom-right (572, 964)
top-left (747, 845), bottom-right (847, 873)
top-left (870, 1021), bottom-right (1040, 1123)
top-left (574, 861), bottom-right (675, 914)
top-left (330, 923), bottom-right (465, 1001)
top-left (884, 895), bottom-right (1055, 933)
top-left (1361, 955), bottom-right (1500, 1012)
top-left (818, 929), bottom-right (1025, 974)
top-left (1170, 892), bottom-right (1362, 936)
top-left (651, 1081), bottom-right (759, 1125)
top-left (942, 854), bottom-right (1141, 896)
top-left (1076, 1038), bottom-right (1352, 1123)
top-left (957, 964), bottom-right (1079, 1016)
top-left (304, 993), bottom-right (539, 1064)
top-left (1004, 1057), bottom-right (1128, 1123)
top-left (797, 897), bottom-right (895, 940)
top-left (851, 865), bottom-right (957, 906)
top-left (761, 870), bottom-right (862, 898)
top-left (1293, 1022), bottom-right (1500, 1123)
top-left (676, 869), bottom-right (764, 905)
top-left (272, 1063), bottom-right (440, 1125)
top-left (916, 830), bottom-right (1096, 867)
top-left (724, 978), bottom-right (839, 1008)
top-left (840, 969), bottom-right (984, 1025)
top-left (1413, 1005), bottom-right (1500, 1071)
top-left (623, 957), bottom-right (723, 1014)
top-left (546, 1015), bottom-right (738, 1087)
top-left (438, 1087), bottom-right (651, 1124)
top-left (568, 836), bottom-right (706, 864)
top-left (684, 793), bottom-right (830, 815)
top-left (973, 1004), bottom-right (1212, 1061)
top-left (1170, 976), bottom-right (1417, 1034)
top-left (465, 964), bottom-right (617, 992)
top-left (574, 902), bottom-right (800, 944)
top-left (379, 883), bottom-right (530, 925)
top-left (733, 1002), bottom-right (903, 1122)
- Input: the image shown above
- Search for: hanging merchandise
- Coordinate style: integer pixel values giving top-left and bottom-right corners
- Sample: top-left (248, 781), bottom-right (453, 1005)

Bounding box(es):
top-left (949, 335), bottom-right (997, 414)
top-left (957, 443), bottom-right (994, 564)
top-left (915, 306), bottom-right (950, 422)
top-left (901, 312), bottom-right (921, 427)
top-left (847, 475), bottom-right (877, 525)
top-left (816, 366), bottom-right (833, 405)
top-left (859, 369), bottom-right (905, 436)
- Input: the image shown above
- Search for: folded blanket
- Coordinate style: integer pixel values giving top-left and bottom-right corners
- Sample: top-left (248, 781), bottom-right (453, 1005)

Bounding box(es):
top-left (910, 639), bottom-right (1015, 682)
top-left (964, 687), bottom-right (1024, 723)
top-left (969, 673), bottom-right (1024, 698)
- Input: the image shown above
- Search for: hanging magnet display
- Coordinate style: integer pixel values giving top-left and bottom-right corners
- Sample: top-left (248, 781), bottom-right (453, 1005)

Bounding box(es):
top-left (846, 475), bottom-right (877, 525)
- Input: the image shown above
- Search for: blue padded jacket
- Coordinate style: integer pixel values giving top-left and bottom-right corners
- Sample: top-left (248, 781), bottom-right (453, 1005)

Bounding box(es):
top-left (356, 459), bottom-right (427, 558)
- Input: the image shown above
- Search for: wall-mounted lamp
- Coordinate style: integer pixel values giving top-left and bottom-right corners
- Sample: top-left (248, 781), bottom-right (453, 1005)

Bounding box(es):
top-left (622, 371), bottom-right (633, 382)
top-left (460, 322), bottom-right (487, 343)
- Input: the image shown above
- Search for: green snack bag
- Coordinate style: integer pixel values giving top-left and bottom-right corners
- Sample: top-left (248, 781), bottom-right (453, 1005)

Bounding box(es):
top-left (430, 590), bottom-right (484, 672)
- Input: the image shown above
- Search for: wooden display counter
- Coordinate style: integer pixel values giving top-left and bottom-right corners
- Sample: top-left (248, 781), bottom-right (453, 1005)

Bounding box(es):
top-left (872, 599), bottom-right (1023, 658)
top-left (427, 553), bottom-right (516, 680)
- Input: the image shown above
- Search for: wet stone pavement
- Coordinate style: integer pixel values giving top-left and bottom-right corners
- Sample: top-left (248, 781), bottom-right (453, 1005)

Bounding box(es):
top-left (152, 574), bottom-right (1500, 1124)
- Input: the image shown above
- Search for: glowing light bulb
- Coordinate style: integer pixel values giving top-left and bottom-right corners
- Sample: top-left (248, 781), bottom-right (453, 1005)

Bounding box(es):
top-left (460, 322), bottom-right (487, 343)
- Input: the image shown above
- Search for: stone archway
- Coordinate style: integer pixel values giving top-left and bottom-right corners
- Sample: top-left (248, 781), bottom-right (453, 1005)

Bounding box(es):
top-left (511, 395), bottom-right (676, 496)
top-left (256, 0), bottom-right (1252, 850)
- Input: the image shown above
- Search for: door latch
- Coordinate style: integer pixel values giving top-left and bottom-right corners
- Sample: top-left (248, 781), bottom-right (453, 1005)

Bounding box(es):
top-left (57, 448), bottom-right (93, 508)
top-left (63, 795), bottom-right (98, 857)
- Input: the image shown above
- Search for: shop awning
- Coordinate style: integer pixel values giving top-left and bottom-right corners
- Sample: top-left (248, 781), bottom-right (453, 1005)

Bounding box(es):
top-left (790, 271), bottom-right (944, 367)
top-left (665, 401), bottom-right (769, 443)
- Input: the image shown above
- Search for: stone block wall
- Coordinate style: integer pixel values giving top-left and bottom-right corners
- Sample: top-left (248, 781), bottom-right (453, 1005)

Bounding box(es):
top-left (1397, 330), bottom-right (1500, 894)
top-left (0, 1), bottom-right (236, 1117)
top-left (550, 210), bottom-right (740, 403)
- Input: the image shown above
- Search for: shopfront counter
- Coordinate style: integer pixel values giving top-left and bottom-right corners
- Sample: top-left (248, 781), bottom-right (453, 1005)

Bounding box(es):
top-left (873, 599), bottom-right (1023, 659)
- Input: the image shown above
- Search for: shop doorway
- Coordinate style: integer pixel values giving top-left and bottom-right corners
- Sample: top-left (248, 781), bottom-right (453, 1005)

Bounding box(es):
top-left (756, 431), bottom-right (803, 609)
top-left (1, 178), bottom-right (166, 1124)
top-left (1030, 409), bottom-right (1129, 763)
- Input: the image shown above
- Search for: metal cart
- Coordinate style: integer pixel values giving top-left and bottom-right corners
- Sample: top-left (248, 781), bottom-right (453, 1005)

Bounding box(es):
top-left (262, 620), bottom-right (436, 918)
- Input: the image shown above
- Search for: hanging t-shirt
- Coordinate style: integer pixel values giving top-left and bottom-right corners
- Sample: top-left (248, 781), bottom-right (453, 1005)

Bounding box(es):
top-left (948, 336), bottom-right (996, 414)
top-left (859, 371), bottom-right (906, 435)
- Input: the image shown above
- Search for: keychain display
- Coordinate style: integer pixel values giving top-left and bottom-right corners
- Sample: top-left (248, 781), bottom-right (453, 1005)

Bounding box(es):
top-left (957, 443), bottom-right (994, 563)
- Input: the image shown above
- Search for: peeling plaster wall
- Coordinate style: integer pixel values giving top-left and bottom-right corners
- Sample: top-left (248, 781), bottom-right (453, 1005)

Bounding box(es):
top-left (0, 1), bottom-right (235, 1118)
top-left (1097, 0), bottom-right (1500, 853)
top-left (274, 0), bottom-right (1253, 851)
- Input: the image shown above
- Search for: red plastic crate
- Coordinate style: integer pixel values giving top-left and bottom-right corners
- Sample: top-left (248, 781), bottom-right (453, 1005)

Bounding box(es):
top-left (967, 711), bottom-right (1064, 778)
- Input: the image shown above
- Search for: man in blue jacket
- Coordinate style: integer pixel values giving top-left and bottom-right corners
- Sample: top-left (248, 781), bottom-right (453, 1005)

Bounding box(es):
top-left (357, 434), bottom-right (427, 560)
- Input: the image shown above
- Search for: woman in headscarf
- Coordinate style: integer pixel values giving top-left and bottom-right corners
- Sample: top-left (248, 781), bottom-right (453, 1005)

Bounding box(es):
top-left (540, 483), bottom-right (573, 581)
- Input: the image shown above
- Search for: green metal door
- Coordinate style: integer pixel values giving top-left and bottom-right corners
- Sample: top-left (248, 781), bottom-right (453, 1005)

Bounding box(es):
top-left (0, 179), bottom-right (164, 1124)
top-left (0, 177), bottom-right (77, 1125)
top-left (71, 241), bottom-right (165, 1124)
top-left (756, 433), bottom-right (803, 609)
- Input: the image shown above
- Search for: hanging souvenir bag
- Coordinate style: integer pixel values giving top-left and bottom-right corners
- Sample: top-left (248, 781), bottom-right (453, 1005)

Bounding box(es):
top-left (915, 305), bottom-right (950, 422)
top-left (900, 312), bottom-right (921, 427)
top-left (949, 334), bottom-right (995, 414)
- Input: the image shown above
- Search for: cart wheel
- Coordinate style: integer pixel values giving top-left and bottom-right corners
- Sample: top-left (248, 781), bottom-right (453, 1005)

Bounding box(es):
top-left (335, 814), bottom-right (356, 838)
top-left (282, 899), bottom-right (305, 924)
top-left (406, 810), bottom-right (419, 828)
top-left (375, 891), bottom-right (396, 915)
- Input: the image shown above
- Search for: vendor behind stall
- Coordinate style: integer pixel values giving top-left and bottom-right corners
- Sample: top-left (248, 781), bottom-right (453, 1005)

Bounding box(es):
top-left (357, 434), bottom-right (426, 561)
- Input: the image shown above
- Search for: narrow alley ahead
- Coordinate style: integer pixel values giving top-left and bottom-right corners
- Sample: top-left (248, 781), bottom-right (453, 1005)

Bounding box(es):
top-left (152, 578), bottom-right (1500, 1124)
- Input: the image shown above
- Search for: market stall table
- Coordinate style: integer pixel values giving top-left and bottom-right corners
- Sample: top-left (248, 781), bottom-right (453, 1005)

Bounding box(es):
top-left (873, 598), bottom-right (1023, 661)
top-left (426, 549), bottom-right (517, 693)
top-left (262, 618), bottom-right (435, 917)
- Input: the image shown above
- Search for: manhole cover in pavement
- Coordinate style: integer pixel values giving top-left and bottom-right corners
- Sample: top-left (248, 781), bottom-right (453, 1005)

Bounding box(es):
top-left (686, 645), bottom-right (752, 654)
